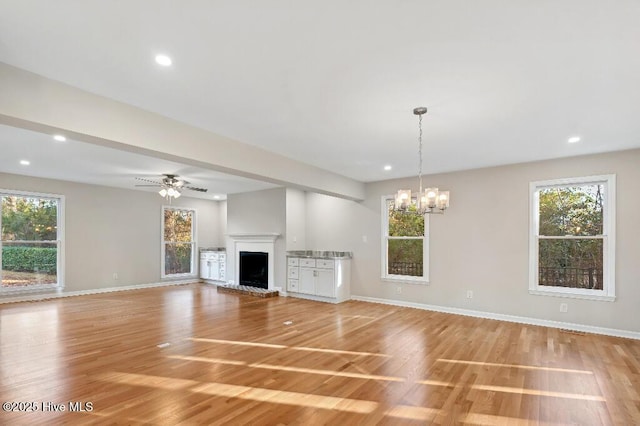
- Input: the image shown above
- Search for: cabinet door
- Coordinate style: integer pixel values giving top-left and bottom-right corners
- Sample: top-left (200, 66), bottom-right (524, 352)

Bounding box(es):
top-left (218, 261), bottom-right (226, 281)
top-left (210, 260), bottom-right (219, 280)
top-left (315, 269), bottom-right (335, 297)
top-left (288, 266), bottom-right (299, 279)
top-left (300, 258), bottom-right (316, 268)
top-left (207, 261), bottom-right (214, 279)
top-left (288, 279), bottom-right (299, 292)
top-left (200, 257), bottom-right (208, 279)
top-left (299, 267), bottom-right (315, 295)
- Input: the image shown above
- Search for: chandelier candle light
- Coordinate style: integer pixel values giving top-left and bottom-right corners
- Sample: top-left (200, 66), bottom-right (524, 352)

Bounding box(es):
top-left (394, 107), bottom-right (450, 214)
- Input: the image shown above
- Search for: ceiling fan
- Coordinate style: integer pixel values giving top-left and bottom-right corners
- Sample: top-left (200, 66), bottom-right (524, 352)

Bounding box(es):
top-left (135, 174), bottom-right (207, 199)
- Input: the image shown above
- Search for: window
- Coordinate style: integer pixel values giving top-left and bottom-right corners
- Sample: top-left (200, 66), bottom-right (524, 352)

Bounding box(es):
top-left (529, 175), bottom-right (615, 300)
top-left (1, 190), bottom-right (64, 292)
top-left (381, 196), bottom-right (429, 282)
top-left (162, 207), bottom-right (196, 278)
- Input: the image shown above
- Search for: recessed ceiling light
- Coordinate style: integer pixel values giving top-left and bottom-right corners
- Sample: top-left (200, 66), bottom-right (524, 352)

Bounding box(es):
top-left (20, 160), bottom-right (30, 166)
top-left (568, 136), bottom-right (581, 144)
top-left (53, 134), bottom-right (66, 142)
top-left (213, 195), bottom-right (221, 200)
top-left (155, 54), bottom-right (172, 67)
top-left (384, 165), bottom-right (392, 171)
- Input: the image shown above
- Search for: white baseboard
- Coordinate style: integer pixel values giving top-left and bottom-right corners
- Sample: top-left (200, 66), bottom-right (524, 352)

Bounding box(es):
top-left (0, 279), bottom-right (199, 305)
top-left (285, 292), bottom-right (342, 304)
top-left (350, 295), bottom-right (640, 340)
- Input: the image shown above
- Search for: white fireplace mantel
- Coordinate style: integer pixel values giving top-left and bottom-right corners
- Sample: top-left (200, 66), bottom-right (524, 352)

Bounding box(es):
top-left (226, 233), bottom-right (281, 290)
top-left (226, 233), bottom-right (280, 241)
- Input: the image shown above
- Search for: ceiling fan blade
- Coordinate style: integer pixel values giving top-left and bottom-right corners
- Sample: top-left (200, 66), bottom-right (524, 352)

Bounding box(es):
top-left (135, 176), bottom-right (204, 193)
top-left (135, 177), bottom-right (163, 185)
top-left (185, 186), bottom-right (208, 193)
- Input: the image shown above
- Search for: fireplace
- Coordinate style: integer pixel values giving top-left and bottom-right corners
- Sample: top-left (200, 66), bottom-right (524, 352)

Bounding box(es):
top-left (239, 251), bottom-right (268, 289)
top-left (227, 233), bottom-right (280, 292)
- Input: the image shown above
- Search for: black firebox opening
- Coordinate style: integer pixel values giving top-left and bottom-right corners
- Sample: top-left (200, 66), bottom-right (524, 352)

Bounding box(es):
top-left (239, 251), bottom-right (268, 289)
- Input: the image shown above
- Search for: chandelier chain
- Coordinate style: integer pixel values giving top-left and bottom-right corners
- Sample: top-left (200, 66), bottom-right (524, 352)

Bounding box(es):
top-left (418, 113), bottom-right (423, 194)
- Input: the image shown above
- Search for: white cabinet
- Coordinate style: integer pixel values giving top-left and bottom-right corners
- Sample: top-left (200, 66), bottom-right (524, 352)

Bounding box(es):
top-left (218, 254), bottom-right (226, 281)
top-left (286, 255), bottom-right (350, 303)
top-left (299, 267), bottom-right (316, 294)
top-left (315, 269), bottom-right (335, 298)
top-left (287, 257), bottom-right (300, 292)
top-left (200, 255), bottom-right (212, 279)
top-left (200, 251), bottom-right (226, 282)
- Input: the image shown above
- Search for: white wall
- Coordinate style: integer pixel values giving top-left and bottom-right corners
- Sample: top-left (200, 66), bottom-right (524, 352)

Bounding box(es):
top-left (305, 149), bottom-right (640, 333)
top-left (305, 192), bottom-right (361, 252)
top-left (226, 187), bottom-right (287, 236)
top-left (0, 172), bottom-right (224, 293)
top-left (285, 188), bottom-right (306, 250)
top-left (218, 200), bottom-right (227, 246)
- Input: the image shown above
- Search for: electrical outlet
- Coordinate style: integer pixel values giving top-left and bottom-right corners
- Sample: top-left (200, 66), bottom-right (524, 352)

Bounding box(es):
top-left (113, 273), bottom-right (118, 280)
top-left (466, 290), bottom-right (473, 299)
top-left (362, 235), bottom-right (368, 243)
top-left (396, 286), bottom-right (402, 294)
top-left (560, 303), bottom-right (568, 313)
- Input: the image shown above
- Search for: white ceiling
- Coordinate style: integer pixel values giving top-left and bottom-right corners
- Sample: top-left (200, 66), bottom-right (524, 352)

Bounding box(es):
top-left (0, 124), bottom-right (277, 200)
top-left (0, 1), bottom-right (639, 192)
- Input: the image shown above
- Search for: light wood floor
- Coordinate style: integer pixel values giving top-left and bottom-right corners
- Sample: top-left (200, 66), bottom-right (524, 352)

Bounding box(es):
top-left (1, 284), bottom-right (639, 425)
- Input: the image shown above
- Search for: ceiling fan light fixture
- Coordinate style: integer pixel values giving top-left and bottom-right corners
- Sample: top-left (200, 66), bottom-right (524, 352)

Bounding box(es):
top-left (159, 186), bottom-right (181, 201)
top-left (136, 174), bottom-right (206, 202)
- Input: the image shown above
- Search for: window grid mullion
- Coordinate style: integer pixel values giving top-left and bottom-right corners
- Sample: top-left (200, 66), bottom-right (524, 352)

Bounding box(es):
top-left (538, 235), bottom-right (605, 240)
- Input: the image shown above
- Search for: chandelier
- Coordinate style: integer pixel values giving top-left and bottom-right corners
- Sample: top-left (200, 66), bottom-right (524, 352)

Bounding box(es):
top-left (394, 107), bottom-right (450, 214)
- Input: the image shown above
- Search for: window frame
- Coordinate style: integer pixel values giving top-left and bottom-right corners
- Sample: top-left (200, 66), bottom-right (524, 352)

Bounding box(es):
top-left (381, 196), bottom-right (430, 284)
top-left (0, 189), bottom-right (65, 293)
top-left (161, 205), bottom-right (197, 279)
top-left (528, 174), bottom-right (615, 301)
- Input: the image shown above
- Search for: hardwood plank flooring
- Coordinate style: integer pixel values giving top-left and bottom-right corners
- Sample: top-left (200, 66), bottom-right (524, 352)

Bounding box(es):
top-left (1, 283), bottom-right (639, 425)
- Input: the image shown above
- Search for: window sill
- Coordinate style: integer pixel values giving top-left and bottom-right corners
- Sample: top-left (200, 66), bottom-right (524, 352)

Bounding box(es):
top-left (162, 273), bottom-right (197, 280)
top-left (382, 276), bottom-right (430, 285)
top-left (529, 289), bottom-right (615, 302)
top-left (0, 284), bottom-right (62, 296)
